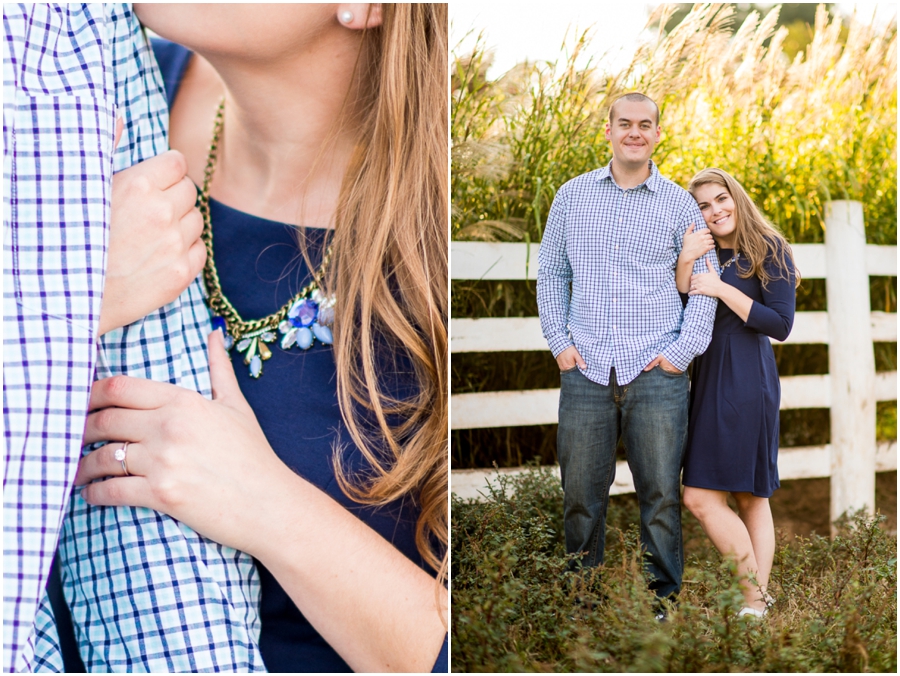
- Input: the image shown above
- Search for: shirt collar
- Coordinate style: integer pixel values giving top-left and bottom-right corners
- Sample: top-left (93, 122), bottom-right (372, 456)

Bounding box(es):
top-left (596, 159), bottom-right (659, 193)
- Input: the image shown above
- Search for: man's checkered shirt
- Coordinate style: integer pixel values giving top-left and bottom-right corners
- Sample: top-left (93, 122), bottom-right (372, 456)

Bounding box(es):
top-left (537, 161), bottom-right (717, 386)
top-left (4, 4), bottom-right (264, 672)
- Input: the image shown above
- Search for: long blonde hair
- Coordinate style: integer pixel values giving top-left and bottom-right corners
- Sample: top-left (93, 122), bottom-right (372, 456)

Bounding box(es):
top-left (687, 168), bottom-right (799, 290)
top-left (323, 4), bottom-right (448, 580)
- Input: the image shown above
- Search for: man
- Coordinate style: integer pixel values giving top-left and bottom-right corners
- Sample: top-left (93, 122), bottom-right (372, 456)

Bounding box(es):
top-left (4, 4), bottom-right (263, 671)
top-left (537, 92), bottom-right (717, 603)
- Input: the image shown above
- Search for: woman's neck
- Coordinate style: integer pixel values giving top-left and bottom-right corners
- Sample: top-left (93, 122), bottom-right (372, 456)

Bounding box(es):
top-left (170, 33), bottom-right (367, 228)
top-left (715, 234), bottom-right (736, 249)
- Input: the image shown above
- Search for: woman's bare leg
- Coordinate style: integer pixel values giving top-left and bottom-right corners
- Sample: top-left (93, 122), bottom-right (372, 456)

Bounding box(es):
top-left (682, 486), bottom-right (767, 611)
top-left (732, 492), bottom-right (775, 598)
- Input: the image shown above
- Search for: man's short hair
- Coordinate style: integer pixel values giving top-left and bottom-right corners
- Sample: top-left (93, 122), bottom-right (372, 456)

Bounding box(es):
top-left (608, 92), bottom-right (660, 126)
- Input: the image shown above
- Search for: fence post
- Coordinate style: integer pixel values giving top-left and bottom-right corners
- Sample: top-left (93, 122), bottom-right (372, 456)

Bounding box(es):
top-left (824, 200), bottom-right (876, 532)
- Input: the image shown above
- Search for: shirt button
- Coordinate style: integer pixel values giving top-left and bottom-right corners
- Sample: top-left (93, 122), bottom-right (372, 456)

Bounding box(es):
top-left (613, 298), bottom-right (617, 303)
top-left (613, 325), bottom-right (617, 330)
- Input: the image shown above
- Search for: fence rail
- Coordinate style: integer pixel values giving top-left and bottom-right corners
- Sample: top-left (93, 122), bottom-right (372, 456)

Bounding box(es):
top-left (450, 201), bottom-right (897, 527)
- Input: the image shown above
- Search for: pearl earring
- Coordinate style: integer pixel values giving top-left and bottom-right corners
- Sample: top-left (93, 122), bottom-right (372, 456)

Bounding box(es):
top-left (339, 10), bottom-right (354, 24)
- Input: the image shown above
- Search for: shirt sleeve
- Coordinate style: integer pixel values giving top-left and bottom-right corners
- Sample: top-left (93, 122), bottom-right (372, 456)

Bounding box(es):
top-left (3, 5), bottom-right (116, 671)
top-left (661, 200), bottom-right (717, 371)
top-left (537, 183), bottom-right (575, 358)
top-left (745, 244), bottom-right (796, 341)
top-left (55, 5), bottom-right (266, 672)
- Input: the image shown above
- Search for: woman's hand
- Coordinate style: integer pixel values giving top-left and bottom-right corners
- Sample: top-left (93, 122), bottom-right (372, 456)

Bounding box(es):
top-left (689, 258), bottom-right (725, 298)
top-left (76, 330), bottom-right (286, 556)
top-left (78, 329), bottom-right (447, 673)
top-left (99, 119), bottom-right (207, 336)
top-left (681, 223), bottom-right (715, 263)
top-left (675, 223), bottom-right (715, 293)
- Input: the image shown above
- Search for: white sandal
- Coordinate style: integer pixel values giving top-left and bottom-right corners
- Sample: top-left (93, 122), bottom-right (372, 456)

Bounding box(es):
top-left (738, 606), bottom-right (767, 618)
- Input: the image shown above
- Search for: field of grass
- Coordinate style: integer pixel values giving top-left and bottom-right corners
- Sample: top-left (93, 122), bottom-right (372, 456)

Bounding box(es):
top-left (451, 467), bottom-right (898, 673)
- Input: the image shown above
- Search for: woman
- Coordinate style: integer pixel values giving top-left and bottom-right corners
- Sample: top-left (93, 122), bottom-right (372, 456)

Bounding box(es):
top-left (74, 4), bottom-right (447, 672)
top-left (675, 168), bottom-right (798, 617)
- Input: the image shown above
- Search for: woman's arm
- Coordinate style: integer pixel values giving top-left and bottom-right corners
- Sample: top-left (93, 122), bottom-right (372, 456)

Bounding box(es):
top-left (75, 330), bottom-right (446, 673)
top-left (743, 254), bottom-right (796, 341)
top-left (689, 253), bottom-right (796, 340)
top-left (257, 469), bottom-right (447, 672)
top-left (688, 258), bottom-right (753, 320)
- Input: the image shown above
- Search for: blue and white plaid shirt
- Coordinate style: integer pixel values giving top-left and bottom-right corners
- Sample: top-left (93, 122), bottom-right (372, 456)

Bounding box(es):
top-left (537, 161), bottom-right (717, 386)
top-left (4, 4), bottom-right (264, 672)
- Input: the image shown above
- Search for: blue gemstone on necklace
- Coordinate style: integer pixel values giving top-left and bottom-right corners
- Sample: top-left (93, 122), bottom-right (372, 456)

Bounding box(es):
top-left (249, 354), bottom-right (262, 378)
top-left (296, 326), bottom-right (314, 349)
top-left (288, 298), bottom-right (319, 328)
top-left (311, 322), bottom-right (333, 345)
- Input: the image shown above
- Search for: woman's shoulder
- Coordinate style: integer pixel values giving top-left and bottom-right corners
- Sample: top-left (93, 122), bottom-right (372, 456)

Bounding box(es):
top-left (149, 38), bottom-right (193, 107)
top-left (752, 235), bottom-right (798, 289)
top-left (763, 236), bottom-right (796, 269)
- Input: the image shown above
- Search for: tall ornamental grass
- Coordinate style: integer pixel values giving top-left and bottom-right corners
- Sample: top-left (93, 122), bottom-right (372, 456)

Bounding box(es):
top-left (452, 4), bottom-right (897, 245)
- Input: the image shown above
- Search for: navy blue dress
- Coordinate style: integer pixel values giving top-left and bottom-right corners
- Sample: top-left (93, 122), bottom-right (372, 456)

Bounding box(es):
top-left (152, 39), bottom-right (448, 672)
top-left (682, 247), bottom-right (796, 498)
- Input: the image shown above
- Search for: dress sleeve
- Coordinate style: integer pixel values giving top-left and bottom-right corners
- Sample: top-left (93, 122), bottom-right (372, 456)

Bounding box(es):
top-left (744, 244), bottom-right (796, 342)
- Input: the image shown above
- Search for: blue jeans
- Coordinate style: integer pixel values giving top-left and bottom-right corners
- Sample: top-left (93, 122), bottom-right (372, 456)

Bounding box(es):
top-left (557, 366), bottom-right (689, 599)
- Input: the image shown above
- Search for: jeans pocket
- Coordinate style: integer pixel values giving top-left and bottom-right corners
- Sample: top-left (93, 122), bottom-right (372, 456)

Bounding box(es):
top-left (560, 365), bottom-right (579, 374)
top-left (657, 365), bottom-right (684, 377)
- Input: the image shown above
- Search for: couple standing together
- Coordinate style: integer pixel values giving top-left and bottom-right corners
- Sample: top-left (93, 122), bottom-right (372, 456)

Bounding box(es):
top-left (537, 93), bottom-right (798, 617)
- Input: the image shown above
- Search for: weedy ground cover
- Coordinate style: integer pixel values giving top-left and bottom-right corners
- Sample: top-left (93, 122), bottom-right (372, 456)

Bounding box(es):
top-left (451, 467), bottom-right (898, 672)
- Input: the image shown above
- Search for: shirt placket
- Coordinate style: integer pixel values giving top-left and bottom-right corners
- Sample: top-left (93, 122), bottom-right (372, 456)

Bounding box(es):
top-left (608, 186), bottom-right (628, 374)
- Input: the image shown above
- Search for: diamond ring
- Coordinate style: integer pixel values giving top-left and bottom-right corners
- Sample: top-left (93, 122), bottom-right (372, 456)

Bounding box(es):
top-left (114, 442), bottom-right (130, 476)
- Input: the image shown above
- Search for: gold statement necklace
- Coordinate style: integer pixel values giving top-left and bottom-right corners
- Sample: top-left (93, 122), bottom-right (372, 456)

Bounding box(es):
top-left (719, 250), bottom-right (741, 271)
top-left (199, 99), bottom-right (335, 379)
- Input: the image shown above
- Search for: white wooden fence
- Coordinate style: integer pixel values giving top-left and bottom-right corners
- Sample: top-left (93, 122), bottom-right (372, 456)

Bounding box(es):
top-left (451, 201), bottom-right (897, 528)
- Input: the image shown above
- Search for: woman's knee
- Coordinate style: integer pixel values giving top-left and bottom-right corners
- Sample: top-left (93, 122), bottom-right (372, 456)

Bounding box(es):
top-left (732, 491), bottom-right (767, 513)
top-left (683, 486), bottom-right (721, 518)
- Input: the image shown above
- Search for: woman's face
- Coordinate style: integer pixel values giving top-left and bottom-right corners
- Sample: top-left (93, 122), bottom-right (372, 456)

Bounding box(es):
top-left (692, 182), bottom-right (737, 244)
top-left (134, 3), bottom-right (339, 60)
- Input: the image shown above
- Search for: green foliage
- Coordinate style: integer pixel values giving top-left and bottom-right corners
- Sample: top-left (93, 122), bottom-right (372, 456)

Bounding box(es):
top-left (451, 467), bottom-right (898, 672)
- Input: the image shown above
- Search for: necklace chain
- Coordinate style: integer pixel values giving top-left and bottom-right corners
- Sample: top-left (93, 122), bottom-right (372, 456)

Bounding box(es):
top-left (197, 99), bottom-right (334, 377)
top-left (720, 250), bottom-right (740, 270)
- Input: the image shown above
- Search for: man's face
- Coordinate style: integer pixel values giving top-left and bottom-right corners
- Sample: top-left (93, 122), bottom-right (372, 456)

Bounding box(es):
top-left (605, 100), bottom-right (660, 170)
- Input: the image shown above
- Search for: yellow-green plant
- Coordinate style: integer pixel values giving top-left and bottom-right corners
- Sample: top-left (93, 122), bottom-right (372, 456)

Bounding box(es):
top-left (451, 4), bottom-right (897, 245)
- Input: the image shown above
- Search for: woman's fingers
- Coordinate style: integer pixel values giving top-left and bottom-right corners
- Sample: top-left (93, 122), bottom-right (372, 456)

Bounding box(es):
top-left (81, 476), bottom-right (158, 511)
top-left (186, 237), bottom-right (208, 280)
top-left (89, 375), bottom-right (177, 412)
top-left (706, 258), bottom-right (716, 272)
top-left (171, 174), bottom-right (201, 220)
top-left (83, 405), bottom-right (154, 446)
top-left (75, 441), bottom-right (146, 486)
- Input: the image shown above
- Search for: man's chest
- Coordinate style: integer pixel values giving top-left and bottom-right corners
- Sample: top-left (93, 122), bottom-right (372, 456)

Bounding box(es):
top-left (563, 191), bottom-right (679, 272)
